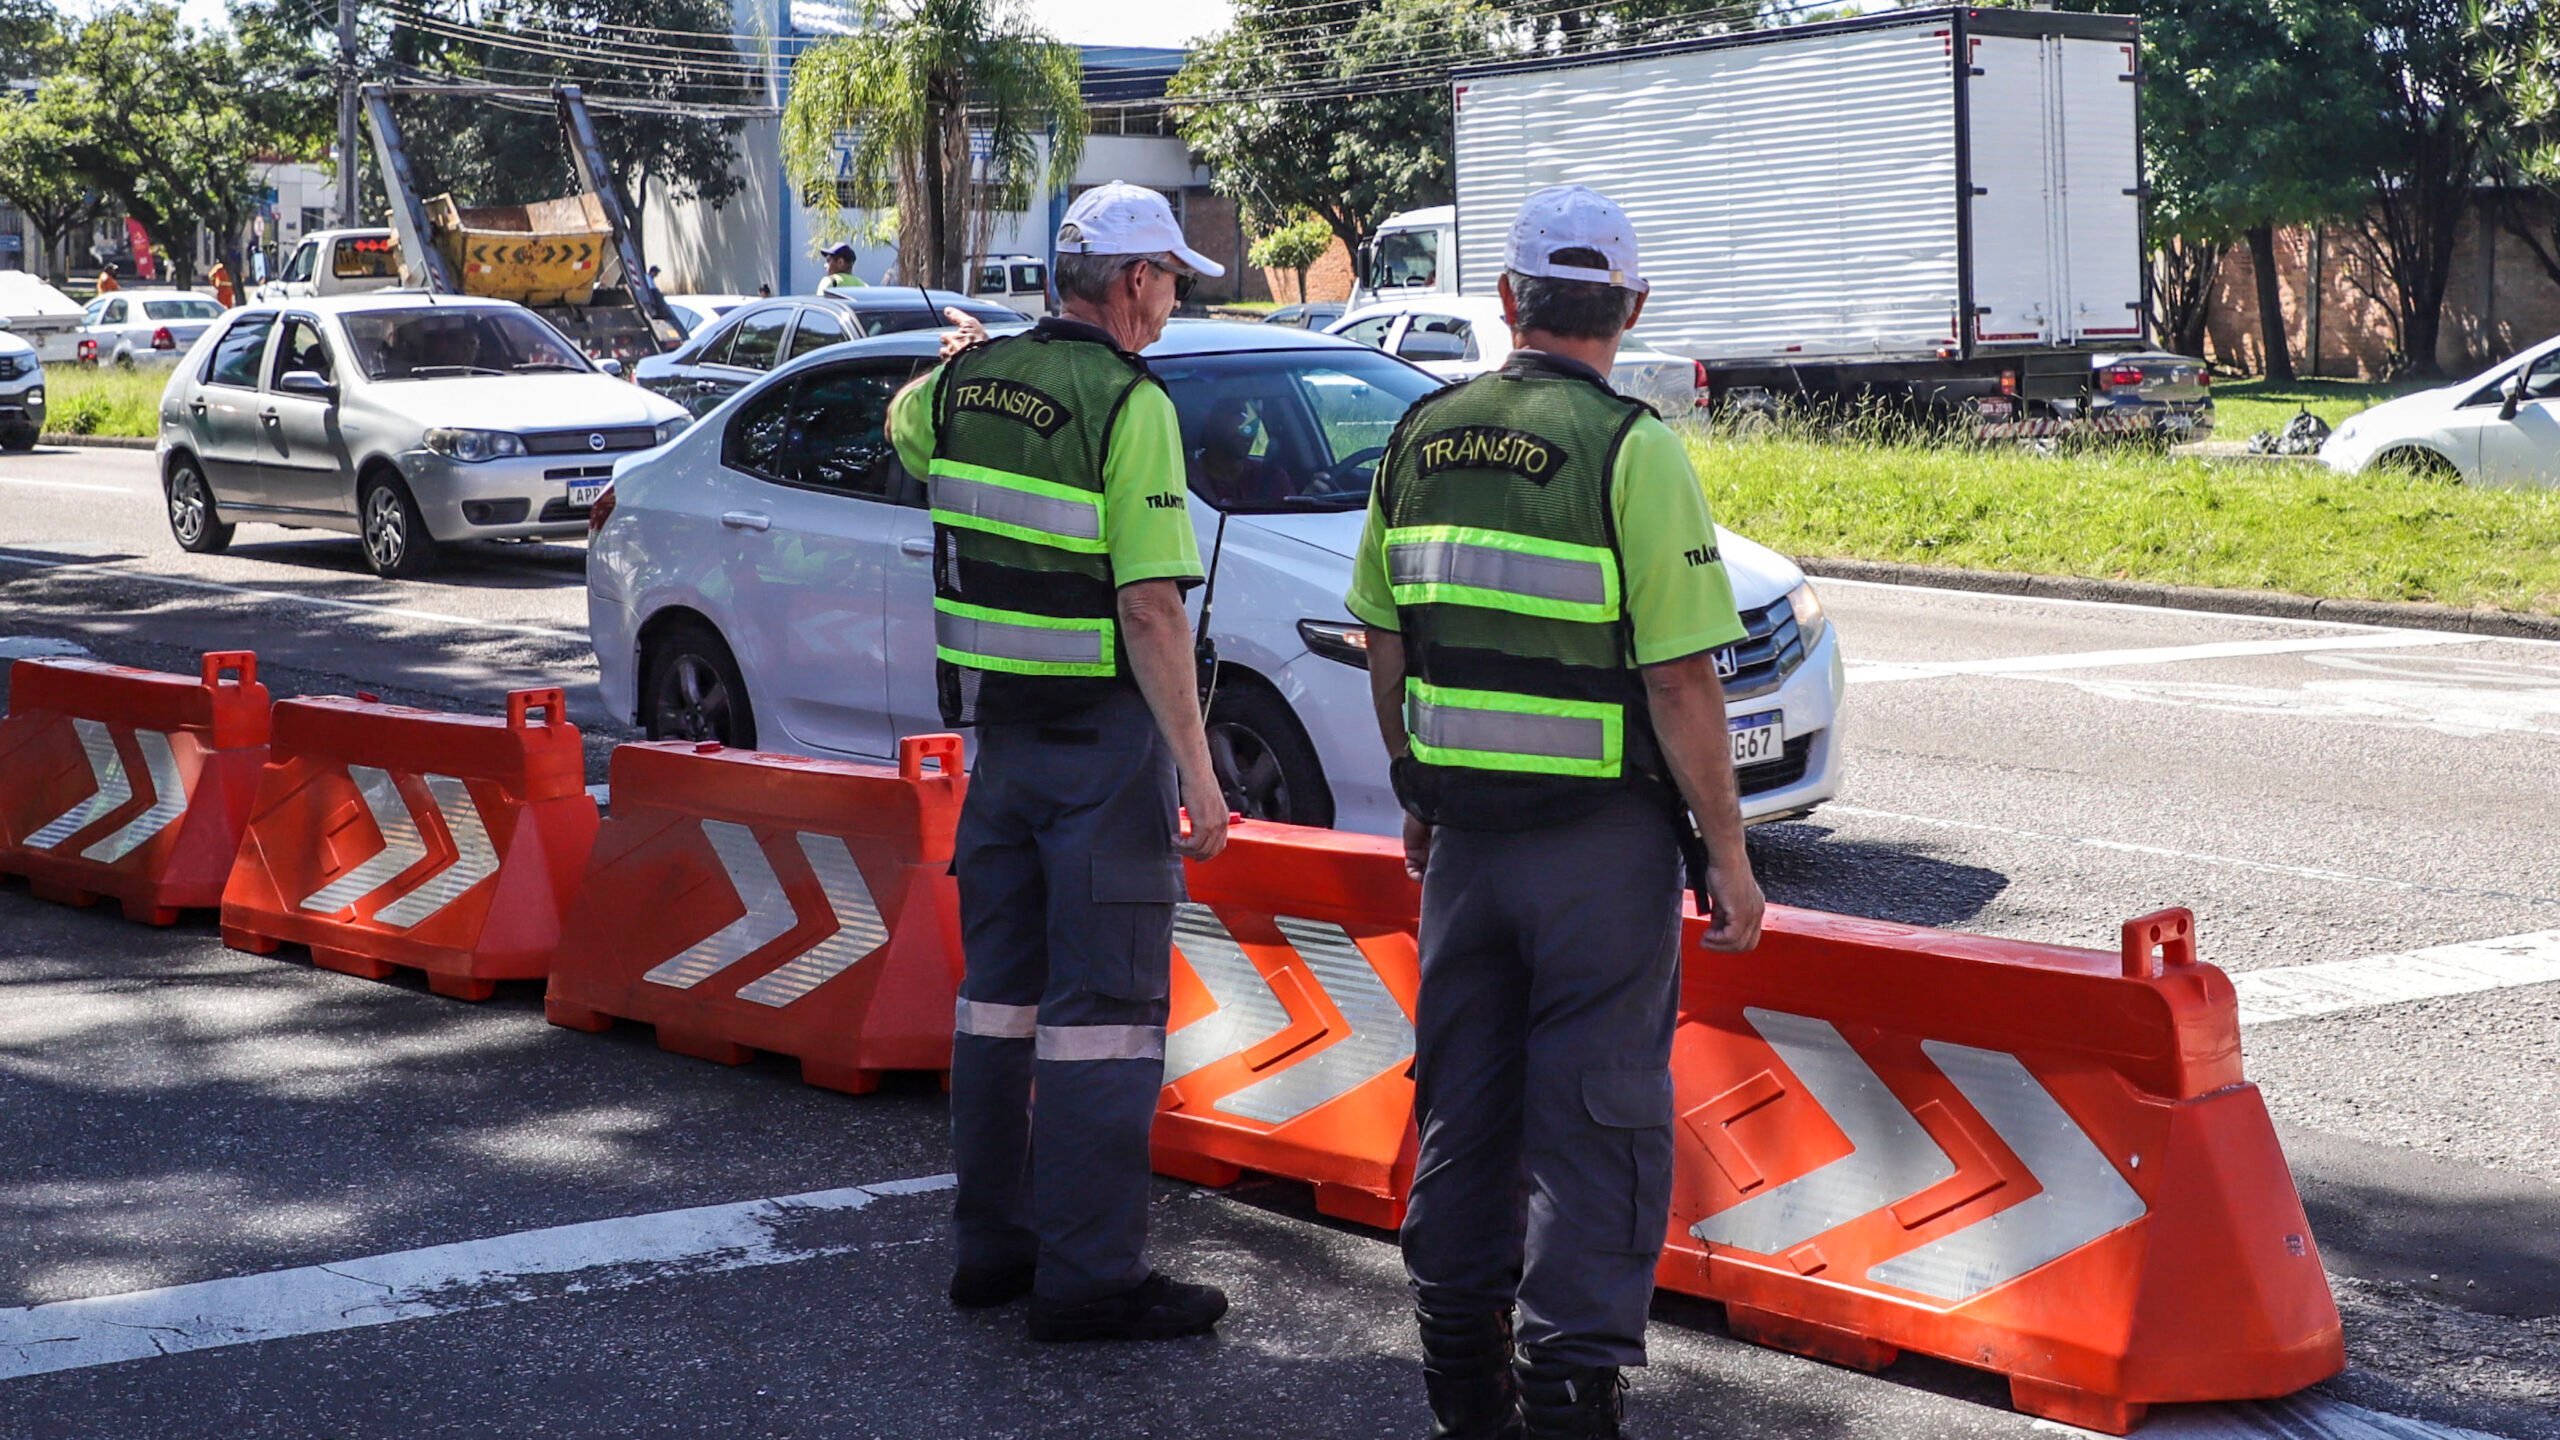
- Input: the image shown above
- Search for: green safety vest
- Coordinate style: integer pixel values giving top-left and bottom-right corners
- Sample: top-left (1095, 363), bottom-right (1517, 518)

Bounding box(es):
top-left (1379, 360), bottom-right (1662, 830)
top-left (927, 325), bottom-right (1151, 726)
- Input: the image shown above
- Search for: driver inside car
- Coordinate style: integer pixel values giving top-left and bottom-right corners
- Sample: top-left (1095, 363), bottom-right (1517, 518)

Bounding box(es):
top-left (1193, 396), bottom-right (1293, 509)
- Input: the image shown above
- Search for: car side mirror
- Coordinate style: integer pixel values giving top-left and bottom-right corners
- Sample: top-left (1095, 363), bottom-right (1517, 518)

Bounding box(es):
top-left (275, 369), bottom-right (336, 401)
top-left (1397, 331), bottom-right (1470, 362)
top-left (2497, 370), bottom-right (2528, 421)
top-left (598, 357), bottom-right (626, 378)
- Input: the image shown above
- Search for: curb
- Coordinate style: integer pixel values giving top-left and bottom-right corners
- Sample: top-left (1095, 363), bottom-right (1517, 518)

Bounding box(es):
top-left (1796, 556), bottom-right (2560, 641)
top-left (38, 434), bottom-right (157, 451)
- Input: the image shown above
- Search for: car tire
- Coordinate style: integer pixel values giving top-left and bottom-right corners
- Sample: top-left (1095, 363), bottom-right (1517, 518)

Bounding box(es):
top-left (1207, 681), bottom-right (1333, 828)
top-left (1, 428), bottom-right (35, 452)
top-left (164, 454), bottom-right (235, 554)
top-left (2375, 447), bottom-right (2460, 482)
top-left (642, 621), bottom-right (758, 748)
top-left (359, 471), bottom-right (440, 578)
top-left (113, 352), bottom-right (134, 371)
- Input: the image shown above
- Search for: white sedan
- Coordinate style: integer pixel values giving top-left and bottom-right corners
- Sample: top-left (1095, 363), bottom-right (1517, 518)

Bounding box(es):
top-left (1326, 293), bottom-right (1701, 417)
top-left (589, 322), bottom-right (1846, 837)
top-left (2321, 334), bottom-right (2560, 486)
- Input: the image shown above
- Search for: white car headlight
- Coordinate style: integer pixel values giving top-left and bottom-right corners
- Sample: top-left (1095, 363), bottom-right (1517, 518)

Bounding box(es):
top-left (423, 427), bottom-right (526, 463)
top-left (654, 416), bottom-right (691, 447)
top-left (1784, 579), bottom-right (1828, 649)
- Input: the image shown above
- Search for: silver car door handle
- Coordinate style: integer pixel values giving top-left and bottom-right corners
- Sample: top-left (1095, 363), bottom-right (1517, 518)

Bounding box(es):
top-left (720, 510), bottom-right (771, 532)
top-left (899, 536), bottom-right (935, 557)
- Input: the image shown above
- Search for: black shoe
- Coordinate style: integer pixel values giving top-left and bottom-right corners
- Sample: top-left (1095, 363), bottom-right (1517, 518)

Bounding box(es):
top-left (1027, 1271), bottom-right (1229, 1342)
top-left (948, 1261), bottom-right (1036, 1310)
top-left (1420, 1309), bottom-right (1524, 1440)
top-left (1516, 1357), bottom-right (1625, 1439)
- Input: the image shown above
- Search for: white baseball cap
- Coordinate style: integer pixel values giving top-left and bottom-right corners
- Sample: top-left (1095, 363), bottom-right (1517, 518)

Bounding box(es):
top-left (1056, 181), bottom-right (1227, 278)
top-left (1505, 185), bottom-right (1646, 294)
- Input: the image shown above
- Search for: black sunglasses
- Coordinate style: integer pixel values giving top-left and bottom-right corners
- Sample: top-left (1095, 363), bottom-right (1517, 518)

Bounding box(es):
top-left (1148, 260), bottom-right (1195, 303)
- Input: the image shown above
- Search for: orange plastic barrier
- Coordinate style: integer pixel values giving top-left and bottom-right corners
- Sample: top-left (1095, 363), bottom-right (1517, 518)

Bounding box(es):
top-left (0, 652), bottom-right (271, 924)
top-left (1660, 905), bottom-right (2343, 1432)
top-left (542, 736), bottom-right (967, 1094)
top-left (1152, 820), bottom-right (1422, 1228)
top-left (220, 688), bottom-right (597, 1000)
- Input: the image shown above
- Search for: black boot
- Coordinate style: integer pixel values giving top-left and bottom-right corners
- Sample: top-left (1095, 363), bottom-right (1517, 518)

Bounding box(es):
top-left (1516, 1356), bottom-right (1625, 1439)
top-left (1418, 1309), bottom-right (1523, 1440)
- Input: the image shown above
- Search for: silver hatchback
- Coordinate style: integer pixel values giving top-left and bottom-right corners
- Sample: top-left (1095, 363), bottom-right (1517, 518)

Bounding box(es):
top-left (156, 294), bottom-right (690, 577)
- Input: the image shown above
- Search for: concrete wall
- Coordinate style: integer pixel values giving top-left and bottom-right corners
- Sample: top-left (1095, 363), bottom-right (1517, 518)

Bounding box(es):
top-left (2206, 192), bottom-right (2560, 379)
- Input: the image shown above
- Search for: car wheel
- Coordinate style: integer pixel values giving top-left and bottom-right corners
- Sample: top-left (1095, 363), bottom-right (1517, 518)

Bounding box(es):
top-left (2375, 447), bottom-right (2460, 482)
top-left (1, 428), bottom-right (35, 452)
top-left (1207, 682), bottom-right (1333, 828)
top-left (164, 455), bottom-right (235, 554)
top-left (643, 622), bottom-right (757, 748)
top-left (359, 471), bottom-right (440, 578)
top-left (113, 352), bottom-right (134, 371)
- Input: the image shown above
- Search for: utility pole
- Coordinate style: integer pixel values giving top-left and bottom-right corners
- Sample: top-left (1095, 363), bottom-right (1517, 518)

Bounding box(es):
top-left (336, 0), bottom-right (359, 226)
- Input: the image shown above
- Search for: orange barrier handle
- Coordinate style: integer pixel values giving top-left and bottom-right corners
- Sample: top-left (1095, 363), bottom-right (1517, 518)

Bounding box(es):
top-left (202, 651), bottom-right (258, 690)
top-left (900, 732), bottom-right (963, 781)
top-left (2119, 907), bottom-right (2197, 979)
top-left (508, 687), bottom-right (569, 730)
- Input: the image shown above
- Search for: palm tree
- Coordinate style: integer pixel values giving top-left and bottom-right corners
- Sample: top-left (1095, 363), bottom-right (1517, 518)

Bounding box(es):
top-left (782, 0), bottom-right (1085, 290)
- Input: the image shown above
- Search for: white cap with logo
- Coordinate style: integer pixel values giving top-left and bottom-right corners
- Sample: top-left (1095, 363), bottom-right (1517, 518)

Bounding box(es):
top-left (1504, 185), bottom-right (1647, 294)
top-left (1056, 181), bottom-right (1227, 278)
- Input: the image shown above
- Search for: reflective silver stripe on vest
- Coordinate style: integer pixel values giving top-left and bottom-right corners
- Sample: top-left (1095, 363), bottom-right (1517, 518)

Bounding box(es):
top-left (933, 608), bottom-right (1107, 668)
top-left (932, 470), bottom-right (1102, 543)
top-left (956, 998), bottom-right (1038, 1039)
top-left (1387, 539), bottom-right (1610, 608)
top-left (1037, 1023), bottom-right (1165, 1063)
top-left (1407, 695), bottom-right (1609, 764)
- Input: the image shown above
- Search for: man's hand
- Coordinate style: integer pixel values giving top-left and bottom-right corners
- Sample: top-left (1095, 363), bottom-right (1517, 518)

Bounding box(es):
top-left (1176, 786), bottom-right (1230, 862)
top-left (1401, 812), bottom-right (1433, 882)
top-left (937, 308), bottom-right (990, 360)
top-left (1697, 854), bottom-right (1765, 953)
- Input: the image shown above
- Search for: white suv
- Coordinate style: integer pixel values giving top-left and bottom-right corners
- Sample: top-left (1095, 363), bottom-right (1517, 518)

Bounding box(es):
top-left (588, 322), bottom-right (1845, 834)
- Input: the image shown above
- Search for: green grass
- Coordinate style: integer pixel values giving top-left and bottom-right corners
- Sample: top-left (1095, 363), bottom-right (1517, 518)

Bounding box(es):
top-left (2208, 377), bottom-right (2426, 441)
top-left (1688, 432), bottom-right (2560, 616)
top-left (45, 365), bottom-right (166, 438)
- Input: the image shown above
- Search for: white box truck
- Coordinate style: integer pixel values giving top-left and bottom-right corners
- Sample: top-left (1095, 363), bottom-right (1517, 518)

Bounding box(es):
top-left (1447, 7), bottom-right (2151, 432)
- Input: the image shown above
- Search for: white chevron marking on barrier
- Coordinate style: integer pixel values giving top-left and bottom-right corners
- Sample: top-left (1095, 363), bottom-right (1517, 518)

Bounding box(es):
top-left (1866, 1042), bottom-right (2147, 1302)
top-left (297, 766), bottom-right (429, 915)
top-left (644, 820), bottom-right (796, 990)
top-left (732, 834), bottom-right (891, 1007)
top-left (26, 719), bottom-right (133, 850)
top-left (1213, 919), bottom-right (1412, 1126)
top-left (1689, 1009), bottom-right (1957, 1255)
top-left (1164, 905), bottom-right (1297, 1087)
top-left (370, 776), bottom-right (497, 929)
top-left (295, 769), bottom-right (495, 927)
top-left (78, 730), bottom-right (188, 864)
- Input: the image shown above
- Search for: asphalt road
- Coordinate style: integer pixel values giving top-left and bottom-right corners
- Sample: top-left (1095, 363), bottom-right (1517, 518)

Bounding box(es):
top-left (3, 445), bottom-right (2557, 1440)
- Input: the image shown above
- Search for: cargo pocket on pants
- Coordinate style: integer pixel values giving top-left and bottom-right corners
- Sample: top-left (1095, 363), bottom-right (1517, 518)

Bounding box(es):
top-left (1083, 855), bottom-right (1185, 1002)
top-left (1581, 1068), bottom-right (1676, 1254)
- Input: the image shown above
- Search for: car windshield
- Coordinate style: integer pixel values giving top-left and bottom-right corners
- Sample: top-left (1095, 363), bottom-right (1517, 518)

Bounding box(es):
top-left (143, 298), bottom-right (223, 322)
top-left (1150, 347), bottom-right (1439, 513)
top-left (844, 296), bottom-right (1022, 337)
top-left (340, 307), bottom-right (592, 380)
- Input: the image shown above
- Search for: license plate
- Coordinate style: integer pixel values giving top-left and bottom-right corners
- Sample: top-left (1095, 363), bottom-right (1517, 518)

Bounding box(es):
top-left (1729, 710), bottom-right (1784, 767)
top-left (567, 481), bottom-right (605, 507)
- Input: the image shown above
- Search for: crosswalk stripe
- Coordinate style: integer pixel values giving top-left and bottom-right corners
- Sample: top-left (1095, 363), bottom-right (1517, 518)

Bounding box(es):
top-left (2236, 931), bottom-right (2560, 1027)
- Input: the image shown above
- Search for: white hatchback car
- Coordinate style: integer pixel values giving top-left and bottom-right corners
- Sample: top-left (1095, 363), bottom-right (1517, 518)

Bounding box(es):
top-left (589, 322), bottom-right (1845, 836)
top-left (1327, 294), bottom-right (1701, 418)
top-left (2321, 334), bottom-right (2560, 486)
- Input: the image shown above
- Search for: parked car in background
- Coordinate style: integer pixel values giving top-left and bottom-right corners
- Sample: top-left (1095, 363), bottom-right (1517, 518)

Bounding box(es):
top-left (590, 322), bottom-right (1844, 835)
top-left (0, 271), bottom-right (92, 366)
top-left (2077, 351), bottom-right (2213, 440)
top-left (662, 294), bottom-right (760, 337)
top-left (157, 294), bottom-right (689, 577)
top-left (0, 332), bottom-right (45, 449)
top-left (80, 291), bottom-right (227, 369)
top-left (1261, 302), bottom-right (1345, 331)
top-left (633, 290), bottom-right (1026, 417)
top-left (1327, 294), bottom-right (1701, 416)
top-left (251, 229), bottom-right (402, 304)
top-left (969, 253), bottom-right (1051, 316)
top-left (2321, 334), bottom-right (2560, 487)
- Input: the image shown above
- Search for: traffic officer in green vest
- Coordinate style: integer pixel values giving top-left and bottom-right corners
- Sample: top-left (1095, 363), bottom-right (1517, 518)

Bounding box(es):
top-left (816, 241), bottom-right (867, 292)
top-left (886, 180), bottom-right (1233, 1342)
top-left (1344, 185), bottom-right (1768, 1439)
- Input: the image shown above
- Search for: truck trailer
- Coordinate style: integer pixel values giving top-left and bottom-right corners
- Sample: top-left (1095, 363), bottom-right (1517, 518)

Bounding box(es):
top-left (1446, 6), bottom-right (2155, 434)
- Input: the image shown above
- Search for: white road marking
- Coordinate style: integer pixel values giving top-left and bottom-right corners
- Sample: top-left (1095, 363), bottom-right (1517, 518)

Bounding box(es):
top-left (1819, 573), bottom-right (2560, 650)
top-left (2036, 1392), bottom-right (2518, 1438)
top-left (0, 477), bottom-right (139, 495)
top-left (0, 549), bottom-right (585, 642)
top-left (1820, 805), bottom-right (2560, 908)
top-left (2235, 930), bottom-right (2560, 1026)
top-left (0, 1172), bottom-right (956, 1382)
top-left (1846, 630), bottom-right (2483, 685)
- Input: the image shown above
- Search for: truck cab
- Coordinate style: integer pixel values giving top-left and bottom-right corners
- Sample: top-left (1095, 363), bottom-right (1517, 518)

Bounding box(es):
top-left (971, 253), bottom-right (1052, 317)
top-left (1349, 206), bottom-right (1455, 312)
top-left (256, 229), bottom-right (402, 304)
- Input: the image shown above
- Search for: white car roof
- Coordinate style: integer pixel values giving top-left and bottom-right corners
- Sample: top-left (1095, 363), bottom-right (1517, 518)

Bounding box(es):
top-left (260, 293), bottom-right (531, 316)
top-left (1333, 294), bottom-right (1507, 328)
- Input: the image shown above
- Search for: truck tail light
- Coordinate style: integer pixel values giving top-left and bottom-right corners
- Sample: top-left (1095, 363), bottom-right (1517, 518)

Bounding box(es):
top-left (151, 327), bottom-right (175, 350)
top-left (1692, 360), bottom-right (1709, 390)
top-left (2102, 366), bottom-right (2146, 388)
top-left (588, 482), bottom-right (617, 535)
top-left (2000, 370), bottom-right (2018, 396)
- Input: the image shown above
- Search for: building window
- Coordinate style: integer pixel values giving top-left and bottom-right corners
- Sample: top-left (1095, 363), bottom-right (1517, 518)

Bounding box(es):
top-left (1088, 105), bottom-right (1172, 138)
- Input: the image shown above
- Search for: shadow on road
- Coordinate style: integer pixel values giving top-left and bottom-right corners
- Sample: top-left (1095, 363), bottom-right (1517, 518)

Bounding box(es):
top-left (1747, 820), bottom-right (2012, 928)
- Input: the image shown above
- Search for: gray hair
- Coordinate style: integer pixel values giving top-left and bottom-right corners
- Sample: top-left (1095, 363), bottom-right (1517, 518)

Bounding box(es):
top-left (1507, 246), bottom-right (1638, 341)
top-left (1054, 250), bottom-right (1171, 305)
